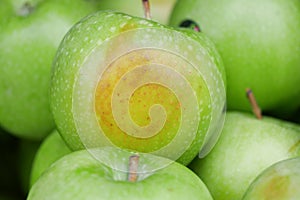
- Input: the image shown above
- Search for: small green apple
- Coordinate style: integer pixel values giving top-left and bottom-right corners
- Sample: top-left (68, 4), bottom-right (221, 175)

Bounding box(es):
top-left (189, 111), bottom-right (300, 200)
top-left (169, 0), bottom-right (300, 116)
top-left (50, 10), bottom-right (226, 166)
top-left (98, 0), bottom-right (177, 24)
top-left (242, 157), bottom-right (300, 200)
top-left (0, 0), bottom-right (99, 139)
top-left (27, 149), bottom-right (213, 200)
top-left (30, 129), bottom-right (71, 187)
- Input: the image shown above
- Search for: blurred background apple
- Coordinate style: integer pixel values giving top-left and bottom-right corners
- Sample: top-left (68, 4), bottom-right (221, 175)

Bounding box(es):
top-left (0, 0), bottom-right (100, 140)
top-left (189, 111), bottom-right (300, 200)
top-left (169, 0), bottom-right (300, 118)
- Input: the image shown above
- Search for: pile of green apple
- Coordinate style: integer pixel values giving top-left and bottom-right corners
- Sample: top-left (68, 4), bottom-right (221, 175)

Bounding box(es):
top-left (0, 0), bottom-right (300, 199)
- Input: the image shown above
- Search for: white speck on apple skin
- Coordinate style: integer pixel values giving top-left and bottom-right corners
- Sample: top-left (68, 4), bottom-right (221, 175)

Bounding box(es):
top-left (110, 26), bottom-right (116, 32)
top-left (96, 40), bottom-right (103, 46)
top-left (97, 26), bottom-right (102, 31)
top-left (105, 13), bottom-right (114, 18)
top-left (123, 15), bottom-right (132, 20)
top-left (138, 20), bottom-right (149, 25)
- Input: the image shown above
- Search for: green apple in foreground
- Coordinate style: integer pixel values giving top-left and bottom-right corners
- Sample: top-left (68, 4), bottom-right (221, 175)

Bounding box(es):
top-left (27, 149), bottom-right (213, 200)
top-left (242, 157), bottom-right (300, 200)
top-left (30, 129), bottom-right (71, 187)
top-left (169, 0), bottom-right (300, 116)
top-left (189, 111), bottom-right (300, 200)
top-left (50, 10), bottom-right (226, 165)
top-left (0, 0), bottom-right (99, 139)
top-left (98, 0), bottom-right (176, 24)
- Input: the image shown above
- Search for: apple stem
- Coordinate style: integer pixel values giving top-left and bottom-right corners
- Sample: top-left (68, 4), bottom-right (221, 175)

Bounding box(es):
top-left (128, 154), bottom-right (139, 182)
top-left (246, 88), bottom-right (262, 119)
top-left (142, 0), bottom-right (152, 20)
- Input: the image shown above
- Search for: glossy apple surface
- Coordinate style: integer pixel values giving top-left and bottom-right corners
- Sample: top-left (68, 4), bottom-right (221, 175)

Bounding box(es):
top-left (50, 11), bottom-right (226, 165)
top-left (27, 149), bottom-right (213, 200)
top-left (0, 0), bottom-right (99, 139)
top-left (169, 0), bottom-right (300, 116)
top-left (189, 111), bottom-right (300, 200)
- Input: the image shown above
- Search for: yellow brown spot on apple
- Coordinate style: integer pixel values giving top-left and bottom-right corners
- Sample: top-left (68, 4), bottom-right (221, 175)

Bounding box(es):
top-left (120, 22), bottom-right (137, 33)
top-left (257, 173), bottom-right (290, 200)
top-left (288, 140), bottom-right (300, 153)
top-left (94, 49), bottom-right (181, 152)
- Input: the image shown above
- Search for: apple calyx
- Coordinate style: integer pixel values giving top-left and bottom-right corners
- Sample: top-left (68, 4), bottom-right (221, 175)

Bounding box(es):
top-left (246, 88), bottom-right (262, 119)
top-left (180, 20), bottom-right (201, 32)
top-left (142, 0), bottom-right (151, 20)
top-left (17, 2), bottom-right (35, 17)
top-left (128, 154), bottom-right (140, 182)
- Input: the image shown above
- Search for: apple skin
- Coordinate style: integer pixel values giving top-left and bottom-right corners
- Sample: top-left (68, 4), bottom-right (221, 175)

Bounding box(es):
top-left (29, 129), bottom-right (71, 187)
top-left (0, 0), bottom-right (13, 26)
top-left (50, 10), bottom-right (226, 165)
top-left (169, 0), bottom-right (300, 116)
top-left (242, 157), bottom-right (300, 200)
top-left (0, 0), bottom-right (99, 139)
top-left (97, 0), bottom-right (176, 24)
top-left (189, 111), bottom-right (300, 200)
top-left (27, 149), bottom-right (213, 200)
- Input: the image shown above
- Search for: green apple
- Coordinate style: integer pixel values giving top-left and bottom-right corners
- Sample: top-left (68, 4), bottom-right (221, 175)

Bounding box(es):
top-left (30, 129), bottom-right (71, 187)
top-left (27, 149), bottom-right (213, 200)
top-left (169, 0), bottom-right (300, 116)
top-left (98, 0), bottom-right (177, 24)
top-left (242, 157), bottom-right (300, 200)
top-left (0, 0), bottom-right (99, 139)
top-left (50, 10), bottom-right (227, 166)
top-left (189, 111), bottom-right (300, 200)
